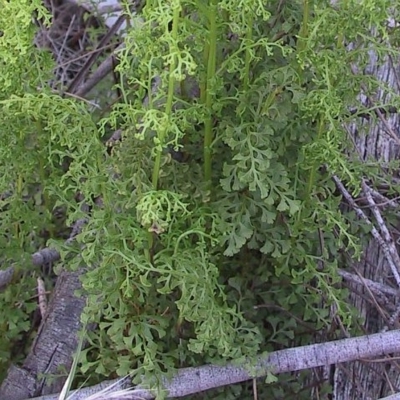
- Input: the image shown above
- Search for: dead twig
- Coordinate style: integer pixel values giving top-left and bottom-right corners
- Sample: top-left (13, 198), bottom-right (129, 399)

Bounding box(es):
top-left (37, 277), bottom-right (48, 318)
top-left (350, 64), bottom-right (400, 146)
top-left (0, 267), bottom-right (14, 290)
top-left (367, 186), bottom-right (400, 209)
top-left (74, 43), bottom-right (125, 98)
top-left (29, 330), bottom-right (400, 400)
top-left (66, 14), bottom-right (126, 94)
top-left (333, 175), bottom-right (400, 287)
top-left (338, 268), bottom-right (399, 297)
top-left (362, 180), bottom-right (400, 285)
top-left (0, 218), bottom-right (87, 294)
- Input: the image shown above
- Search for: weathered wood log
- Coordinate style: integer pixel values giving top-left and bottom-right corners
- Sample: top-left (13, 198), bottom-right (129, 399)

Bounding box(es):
top-left (29, 330), bottom-right (400, 400)
top-left (0, 268), bottom-right (86, 399)
top-left (330, 28), bottom-right (400, 400)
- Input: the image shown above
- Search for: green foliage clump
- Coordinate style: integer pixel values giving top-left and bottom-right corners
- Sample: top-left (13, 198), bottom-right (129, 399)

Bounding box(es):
top-left (1, 0), bottom-right (400, 398)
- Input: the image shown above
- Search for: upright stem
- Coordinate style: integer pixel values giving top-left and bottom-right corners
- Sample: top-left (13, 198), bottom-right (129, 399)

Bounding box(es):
top-left (305, 118), bottom-right (324, 200)
top-left (151, 5), bottom-right (181, 189)
top-left (242, 14), bottom-right (254, 92)
top-left (297, 0), bottom-right (310, 54)
top-left (203, 0), bottom-right (218, 183)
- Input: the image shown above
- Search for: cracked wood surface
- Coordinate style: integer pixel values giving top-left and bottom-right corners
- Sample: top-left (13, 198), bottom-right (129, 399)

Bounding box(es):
top-left (0, 268), bottom-right (86, 399)
top-left (332, 52), bottom-right (400, 400)
top-left (29, 330), bottom-right (400, 400)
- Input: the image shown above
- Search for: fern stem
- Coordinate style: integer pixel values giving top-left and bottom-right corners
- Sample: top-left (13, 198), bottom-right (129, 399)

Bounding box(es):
top-left (306, 118), bottom-right (324, 199)
top-left (151, 4), bottom-right (181, 189)
top-left (242, 14), bottom-right (254, 91)
top-left (203, 0), bottom-right (218, 183)
top-left (297, 0), bottom-right (310, 54)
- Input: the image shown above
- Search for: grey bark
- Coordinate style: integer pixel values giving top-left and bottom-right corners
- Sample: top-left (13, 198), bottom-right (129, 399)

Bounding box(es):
top-left (332, 50), bottom-right (400, 398)
top-left (0, 248), bottom-right (60, 294)
top-left (0, 268), bottom-right (86, 399)
top-left (0, 266), bottom-right (15, 290)
top-left (28, 329), bottom-right (400, 400)
top-left (381, 393), bottom-right (400, 400)
top-left (0, 218), bottom-right (86, 293)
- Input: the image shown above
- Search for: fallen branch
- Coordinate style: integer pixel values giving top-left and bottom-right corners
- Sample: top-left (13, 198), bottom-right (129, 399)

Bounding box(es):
top-left (0, 218), bottom-right (88, 399)
top-left (66, 14), bottom-right (125, 94)
top-left (333, 175), bottom-right (400, 287)
top-left (338, 268), bottom-right (399, 297)
top-left (0, 268), bottom-right (87, 400)
top-left (0, 248), bottom-right (59, 294)
top-left (0, 266), bottom-right (14, 290)
top-left (0, 218), bottom-right (87, 293)
top-left (381, 392), bottom-right (400, 400)
top-left (30, 329), bottom-right (400, 400)
top-left (362, 179), bottom-right (400, 277)
top-left (32, 247), bottom-right (61, 267)
top-left (74, 43), bottom-right (125, 98)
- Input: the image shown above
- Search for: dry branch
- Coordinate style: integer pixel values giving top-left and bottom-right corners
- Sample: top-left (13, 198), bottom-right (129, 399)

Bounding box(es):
top-left (381, 393), bottom-right (400, 399)
top-left (338, 268), bottom-right (399, 297)
top-left (0, 268), bottom-right (86, 399)
top-left (32, 247), bottom-right (61, 266)
top-left (333, 175), bottom-right (400, 287)
top-left (29, 329), bottom-right (400, 400)
top-left (0, 217), bottom-right (87, 293)
top-left (0, 266), bottom-right (14, 290)
top-left (0, 217), bottom-right (88, 398)
top-left (74, 43), bottom-right (125, 98)
top-left (66, 14), bottom-right (125, 94)
top-left (0, 248), bottom-right (60, 294)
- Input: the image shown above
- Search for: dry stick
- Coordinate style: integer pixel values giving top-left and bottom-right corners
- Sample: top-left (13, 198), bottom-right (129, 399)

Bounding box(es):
top-left (74, 43), bottom-right (125, 98)
top-left (52, 14), bottom-right (77, 77)
top-left (381, 390), bottom-right (400, 399)
top-left (0, 219), bottom-right (86, 293)
top-left (36, 277), bottom-right (48, 317)
top-left (31, 218), bottom-right (87, 266)
top-left (0, 216), bottom-right (89, 399)
top-left (368, 186), bottom-right (400, 209)
top-left (362, 180), bottom-right (400, 278)
top-left (0, 217), bottom-right (86, 293)
top-left (0, 251), bottom-right (59, 294)
top-left (30, 329), bottom-right (400, 400)
top-left (363, 182), bottom-right (400, 331)
top-left (338, 269), bottom-right (400, 297)
top-left (0, 266), bottom-right (14, 290)
top-left (349, 64), bottom-right (400, 146)
top-left (352, 265), bottom-right (395, 332)
top-left (32, 247), bottom-right (61, 266)
top-left (66, 14), bottom-right (126, 94)
top-left (385, 303), bottom-right (400, 332)
top-left (333, 175), bottom-right (400, 287)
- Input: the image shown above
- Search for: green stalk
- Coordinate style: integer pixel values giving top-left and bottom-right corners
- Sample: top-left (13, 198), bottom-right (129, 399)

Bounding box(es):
top-left (200, 44), bottom-right (209, 105)
top-left (294, 117), bottom-right (324, 231)
top-left (148, 4), bottom-right (182, 263)
top-left (336, 0), bottom-right (348, 49)
top-left (297, 0), bottom-right (310, 54)
top-left (15, 126), bottom-right (26, 241)
top-left (305, 118), bottom-right (324, 200)
top-left (242, 14), bottom-right (254, 92)
top-left (203, 0), bottom-right (218, 183)
top-left (151, 5), bottom-right (181, 189)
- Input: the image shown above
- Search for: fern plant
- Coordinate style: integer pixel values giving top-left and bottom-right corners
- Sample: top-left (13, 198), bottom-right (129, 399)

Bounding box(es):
top-left (1, 0), bottom-right (399, 399)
